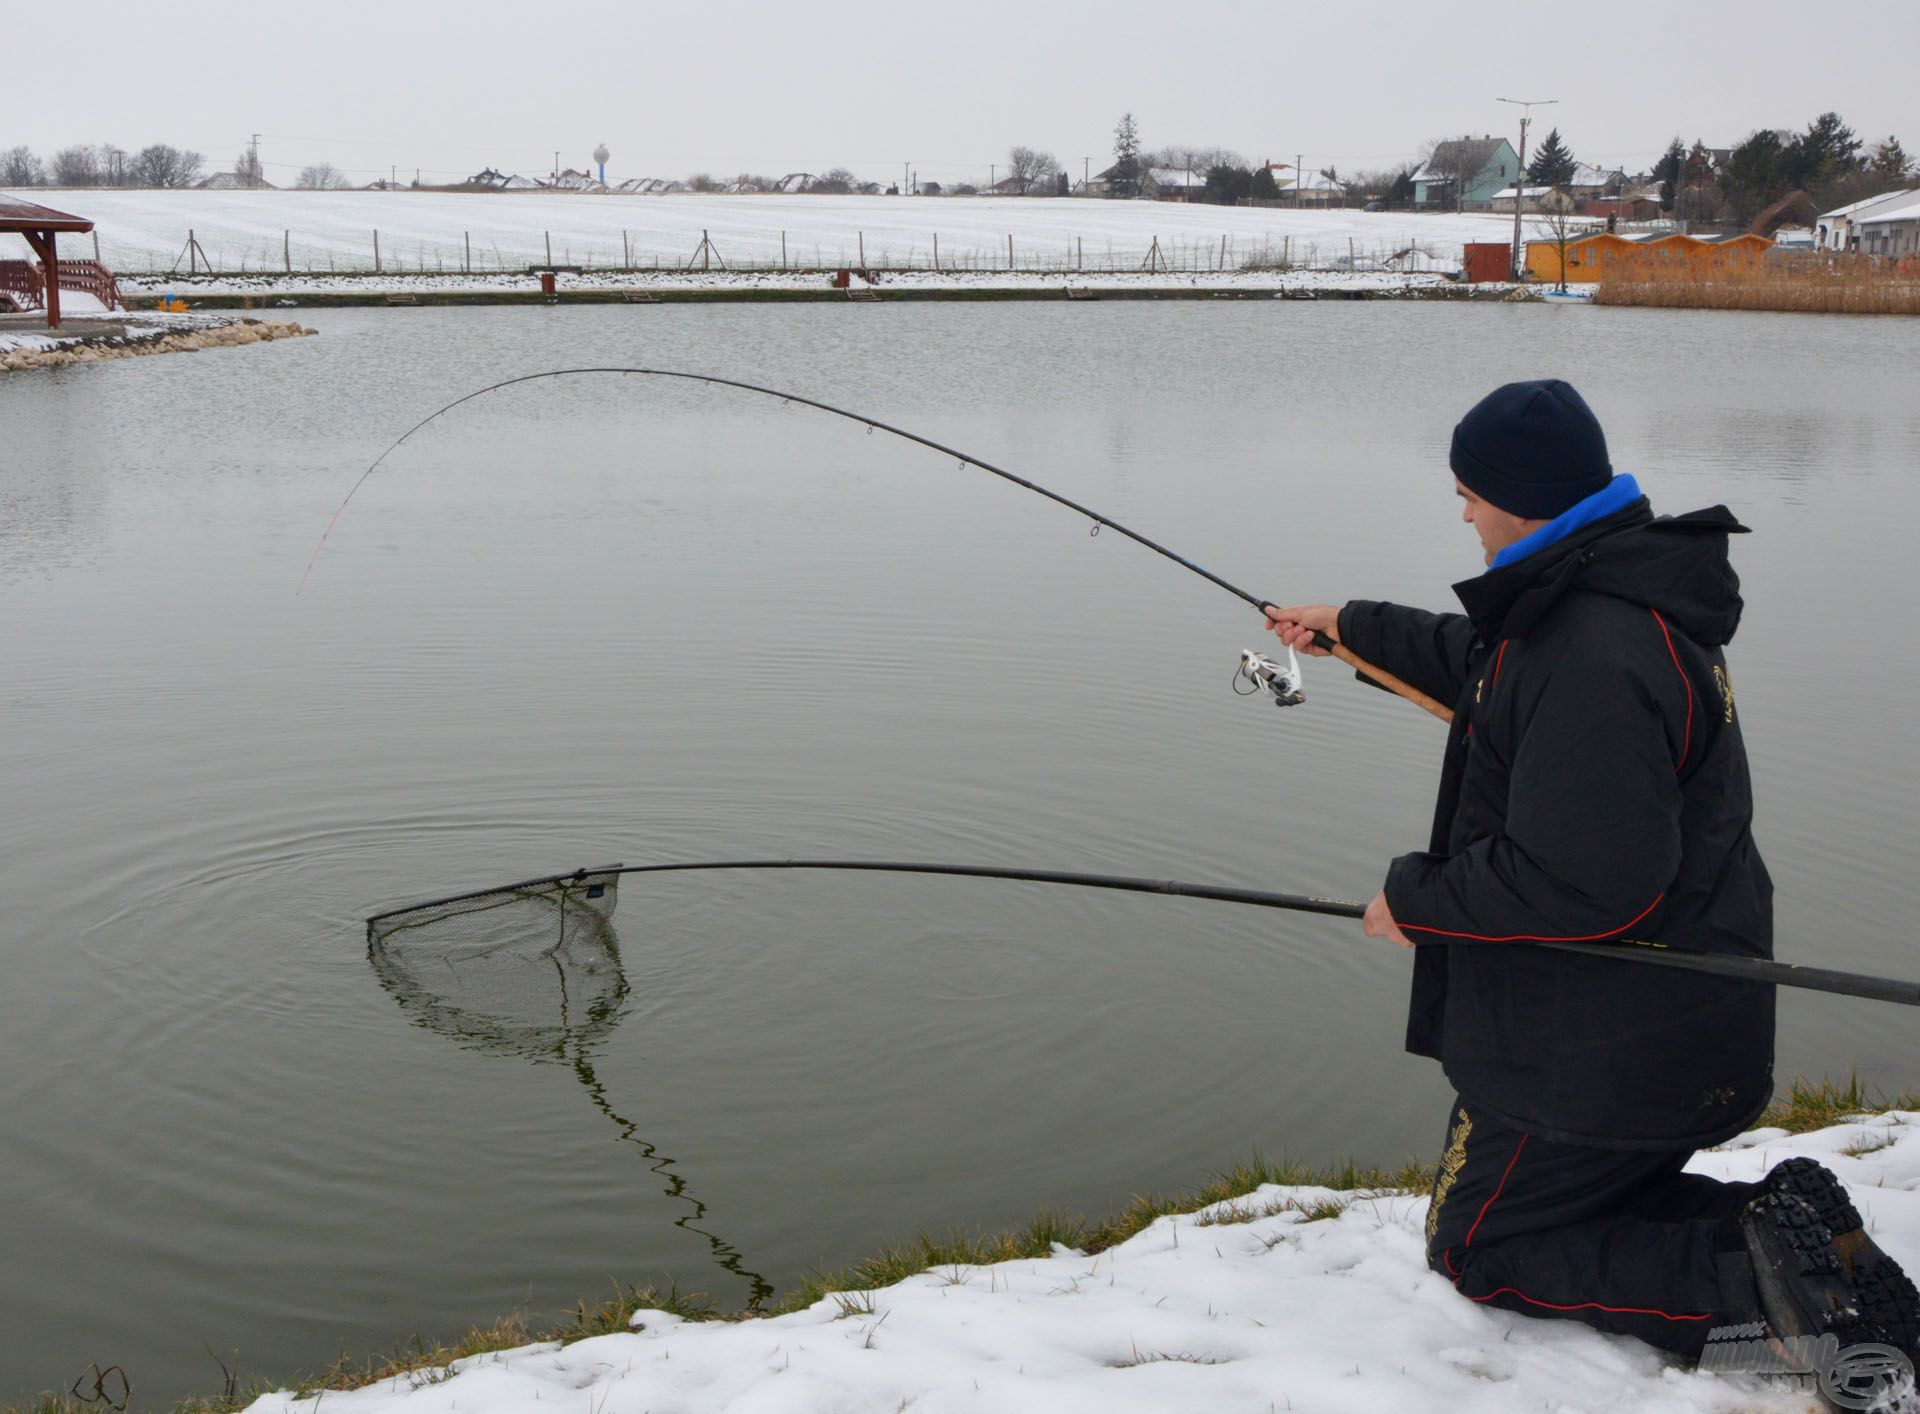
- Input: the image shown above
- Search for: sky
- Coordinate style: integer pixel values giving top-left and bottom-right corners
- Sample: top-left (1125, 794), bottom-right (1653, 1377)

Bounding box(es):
top-left (6, 0), bottom-right (1914, 188)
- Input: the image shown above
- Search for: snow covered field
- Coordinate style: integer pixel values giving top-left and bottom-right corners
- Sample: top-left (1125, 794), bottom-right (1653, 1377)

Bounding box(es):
top-left (243, 1112), bottom-right (1920, 1414)
top-left (108, 266), bottom-right (1478, 299)
top-left (6, 189), bottom-right (1527, 277)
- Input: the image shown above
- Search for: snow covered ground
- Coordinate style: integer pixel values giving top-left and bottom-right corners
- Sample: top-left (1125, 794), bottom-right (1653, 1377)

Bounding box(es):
top-left (244, 1111), bottom-right (1919, 1414)
top-left (109, 266), bottom-right (1478, 299)
top-left (3, 189), bottom-right (1530, 278)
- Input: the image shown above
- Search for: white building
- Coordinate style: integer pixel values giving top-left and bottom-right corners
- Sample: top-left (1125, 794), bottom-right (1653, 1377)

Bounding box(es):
top-left (1815, 190), bottom-right (1918, 251)
top-left (1855, 197), bottom-right (1920, 258)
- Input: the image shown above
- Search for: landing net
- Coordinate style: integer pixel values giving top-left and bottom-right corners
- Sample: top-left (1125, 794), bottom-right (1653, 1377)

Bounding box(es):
top-left (366, 866), bottom-right (627, 1062)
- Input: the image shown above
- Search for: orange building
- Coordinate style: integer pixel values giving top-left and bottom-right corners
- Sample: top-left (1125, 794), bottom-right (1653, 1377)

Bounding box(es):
top-left (1525, 231), bottom-right (1774, 284)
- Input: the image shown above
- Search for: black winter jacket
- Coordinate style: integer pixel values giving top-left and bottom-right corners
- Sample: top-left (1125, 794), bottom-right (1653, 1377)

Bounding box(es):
top-left (1339, 498), bottom-right (1774, 1150)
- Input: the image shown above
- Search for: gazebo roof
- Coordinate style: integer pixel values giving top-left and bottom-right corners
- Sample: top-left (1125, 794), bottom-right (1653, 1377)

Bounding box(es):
top-left (0, 196), bottom-right (94, 233)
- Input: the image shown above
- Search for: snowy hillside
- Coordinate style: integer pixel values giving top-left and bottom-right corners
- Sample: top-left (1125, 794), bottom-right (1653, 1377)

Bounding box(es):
top-left (242, 1111), bottom-right (1919, 1414)
top-left (4, 189), bottom-right (1525, 276)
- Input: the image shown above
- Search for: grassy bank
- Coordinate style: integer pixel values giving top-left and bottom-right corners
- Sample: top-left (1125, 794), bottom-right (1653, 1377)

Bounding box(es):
top-left (1595, 258), bottom-right (1920, 315)
top-left (8, 1074), bottom-right (1913, 1414)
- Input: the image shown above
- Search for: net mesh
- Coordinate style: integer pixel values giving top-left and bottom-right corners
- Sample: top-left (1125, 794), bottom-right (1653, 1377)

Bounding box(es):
top-left (367, 868), bottom-right (626, 1062)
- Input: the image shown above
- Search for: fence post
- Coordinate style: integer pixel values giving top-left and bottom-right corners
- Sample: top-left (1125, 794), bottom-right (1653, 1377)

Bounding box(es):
top-left (283, 230), bottom-right (290, 273)
top-left (373, 229), bottom-right (381, 274)
top-left (545, 231), bottom-right (553, 267)
top-left (933, 233), bottom-right (939, 271)
top-left (622, 230), bottom-right (629, 269)
top-left (1008, 233), bottom-right (1014, 270)
top-left (1349, 237), bottom-right (1355, 268)
top-left (781, 230), bottom-right (787, 269)
top-left (1219, 233), bottom-right (1227, 271)
top-left (858, 230), bottom-right (865, 267)
top-left (1077, 237), bottom-right (1082, 270)
top-left (188, 228), bottom-right (197, 275)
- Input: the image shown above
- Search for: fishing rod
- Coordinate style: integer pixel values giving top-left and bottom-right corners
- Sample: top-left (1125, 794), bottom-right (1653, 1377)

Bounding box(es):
top-left (370, 861), bottom-right (1920, 1009)
top-left (303, 367), bottom-right (1453, 723)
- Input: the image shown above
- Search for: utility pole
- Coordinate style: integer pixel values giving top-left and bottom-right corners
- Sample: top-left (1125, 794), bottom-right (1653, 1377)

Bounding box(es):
top-left (249, 132), bottom-right (261, 188)
top-left (1296, 152), bottom-right (1303, 208)
top-left (1498, 97), bottom-right (1558, 279)
top-left (1083, 156), bottom-right (1090, 191)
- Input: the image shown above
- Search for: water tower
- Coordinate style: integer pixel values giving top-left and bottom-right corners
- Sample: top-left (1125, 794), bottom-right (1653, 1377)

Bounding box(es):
top-left (594, 143), bottom-right (610, 185)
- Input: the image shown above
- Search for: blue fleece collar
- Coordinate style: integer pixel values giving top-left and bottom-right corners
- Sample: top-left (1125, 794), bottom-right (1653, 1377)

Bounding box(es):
top-left (1490, 474), bottom-right (1643, 570)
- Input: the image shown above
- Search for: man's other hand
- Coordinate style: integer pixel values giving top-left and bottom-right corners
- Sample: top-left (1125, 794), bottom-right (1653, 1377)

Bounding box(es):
top-left (1363, 889), bottom-right (1414, 948)
top-left (1263, 603), bottom-right (1340, 657)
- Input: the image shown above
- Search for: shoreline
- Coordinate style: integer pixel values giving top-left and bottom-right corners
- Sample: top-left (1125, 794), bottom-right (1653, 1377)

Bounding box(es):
top-left (110, 267), bottom-right (1531, 309)
top-left (6, 1077), bottom-right (1911, 1414)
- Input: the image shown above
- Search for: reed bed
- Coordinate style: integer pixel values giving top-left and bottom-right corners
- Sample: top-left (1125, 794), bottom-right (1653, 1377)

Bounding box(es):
top-left (1595, 256), bottom-right (1920, 315)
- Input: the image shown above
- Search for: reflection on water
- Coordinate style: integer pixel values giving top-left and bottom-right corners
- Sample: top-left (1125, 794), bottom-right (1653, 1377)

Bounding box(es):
top-left (368, 869), bottom-right (771, 1306)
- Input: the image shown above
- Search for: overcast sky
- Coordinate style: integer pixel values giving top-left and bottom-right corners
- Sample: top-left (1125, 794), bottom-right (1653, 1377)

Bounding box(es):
top-left (7, 0), bottom-right (1914, 186)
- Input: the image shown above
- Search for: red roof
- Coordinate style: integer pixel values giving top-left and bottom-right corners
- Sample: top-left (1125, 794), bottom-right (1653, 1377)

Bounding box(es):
top-left (0, 196), bottom-right (94, 233)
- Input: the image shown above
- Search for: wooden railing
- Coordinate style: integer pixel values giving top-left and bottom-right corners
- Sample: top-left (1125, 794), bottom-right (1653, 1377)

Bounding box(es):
top-left (52, 259), bottom-right (125, 311)
top-left (0, 259), bottom-right (45, 312)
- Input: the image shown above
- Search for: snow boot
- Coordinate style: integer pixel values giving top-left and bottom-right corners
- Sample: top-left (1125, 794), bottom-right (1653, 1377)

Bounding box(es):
top-left (1740, 1189), bottom-right (1919, 1412)
top-left (1761, 1159), bottom-right (1920, 1363)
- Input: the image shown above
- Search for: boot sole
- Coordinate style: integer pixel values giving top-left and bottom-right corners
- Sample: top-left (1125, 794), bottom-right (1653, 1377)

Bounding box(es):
top-left (1766, 1160), bottom-right (1920, 1360)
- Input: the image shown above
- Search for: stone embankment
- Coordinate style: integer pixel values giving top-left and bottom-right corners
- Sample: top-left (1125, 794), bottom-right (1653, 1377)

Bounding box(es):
top-left (0, 318), bottom-right (315, 374)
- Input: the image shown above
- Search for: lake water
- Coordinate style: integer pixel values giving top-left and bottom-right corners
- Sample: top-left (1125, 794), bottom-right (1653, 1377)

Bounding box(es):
top-left (3, 300), bottom-right (1917, 1406)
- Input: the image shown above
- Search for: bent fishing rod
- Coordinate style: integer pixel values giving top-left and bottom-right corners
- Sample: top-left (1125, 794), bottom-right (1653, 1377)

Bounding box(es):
top-left (303, 367), bottom-right (1453, 723)
top-left (370, 860), bottom-right (1920, 1009)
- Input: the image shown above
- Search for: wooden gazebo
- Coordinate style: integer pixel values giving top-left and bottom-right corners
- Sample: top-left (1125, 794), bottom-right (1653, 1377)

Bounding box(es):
top-left (0, 195), bottom-right (96, 328)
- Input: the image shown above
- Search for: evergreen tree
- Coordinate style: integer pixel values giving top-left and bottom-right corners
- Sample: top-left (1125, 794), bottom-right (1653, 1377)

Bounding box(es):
top-left (1527, 128), bottom-right (1576, 187)
top-left (1786, 111), bottom-right (1862, 188)
top-left (1652, 137), bottom-right (1686, 210)
top-left (1722, 128), bottom-right (1789, 221)
top-left (1250, 165), bottom-right (1281, 200)
top-left (1111, 113), bottom-right (1141, 198)
top-left (1869, 135), bottom-right (1912, 180)
top-left (1204, 163), bottom-right (1250, 205)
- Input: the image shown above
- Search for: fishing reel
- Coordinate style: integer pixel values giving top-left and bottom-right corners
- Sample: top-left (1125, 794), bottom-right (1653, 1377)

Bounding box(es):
top-left (1235, 647), bottom-right (1306, 707)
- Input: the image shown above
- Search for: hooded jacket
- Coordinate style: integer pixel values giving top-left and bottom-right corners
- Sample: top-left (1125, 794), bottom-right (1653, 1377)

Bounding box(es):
top-left (1338, 498), bottom-right (1775, 1151)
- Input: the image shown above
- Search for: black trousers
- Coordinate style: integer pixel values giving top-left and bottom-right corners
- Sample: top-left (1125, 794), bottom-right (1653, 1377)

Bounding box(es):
top-left (1425, 1096), bottom-right (1762, 1358)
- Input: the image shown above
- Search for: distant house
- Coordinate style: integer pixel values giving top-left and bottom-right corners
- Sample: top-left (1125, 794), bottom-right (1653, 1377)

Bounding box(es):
top-left (466, 167), bottom-right (511, 189)
top-left (775, 173), bottom-right (815, 194)
top-left (1856, 196), bottom-right (1920, 258)
top-left (1077, 163), bottom-right (1206, 199)
top-left (195, 171), bottom-right (278, 191)
top-left (1816, 189), bottom-right (1918, 251)
top-left (1412, 137), bottom-right (1520, 211)
top-left (611, 177), bottom-right (685, 195)
top-left (549, 168), bottom-right (605, 192)
top-left (500, 174), bottom-right (542, 190)
top-left (1263, 162), bottom-right (1347, 206)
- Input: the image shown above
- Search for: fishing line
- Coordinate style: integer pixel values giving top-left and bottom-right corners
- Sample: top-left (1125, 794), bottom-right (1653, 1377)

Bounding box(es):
top-left (301, 367), bottom-right (1452, 721)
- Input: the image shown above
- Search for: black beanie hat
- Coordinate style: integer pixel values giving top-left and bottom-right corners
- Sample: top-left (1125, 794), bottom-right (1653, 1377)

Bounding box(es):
top-left (1449, 379), bottom-right (1613, 520)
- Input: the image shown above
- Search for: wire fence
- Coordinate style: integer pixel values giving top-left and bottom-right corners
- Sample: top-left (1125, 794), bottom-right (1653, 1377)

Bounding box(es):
top-left (123, 225), bottom-right (1465, 279)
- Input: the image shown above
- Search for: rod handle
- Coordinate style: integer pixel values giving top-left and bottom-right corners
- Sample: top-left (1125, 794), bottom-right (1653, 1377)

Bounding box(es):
top-left (1308, 629), bottom-right (1456, 724)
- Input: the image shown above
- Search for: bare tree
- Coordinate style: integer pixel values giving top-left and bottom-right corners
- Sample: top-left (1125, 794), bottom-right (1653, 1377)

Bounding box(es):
top-left (1531, 188), bottom-right (1580, 292)
top-left (235, 145), bottom-right (265, 189)
top-left (1148, 144), bottom-right (1245, 177)
top-left (808, 167), bottom-right (858, 194)
top-left (1, 145), bottom-right (44, 186)
top-left (296, 162), bottom-right (349, 190)
top-left (51, 145), bottom-right (101, 186)
top-left (1006, 146), bottom-right (1059, 195)
top-left (134, 145), bottom-right (204, 188)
